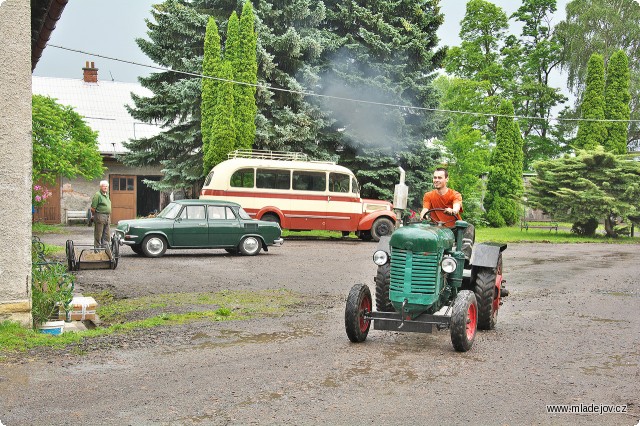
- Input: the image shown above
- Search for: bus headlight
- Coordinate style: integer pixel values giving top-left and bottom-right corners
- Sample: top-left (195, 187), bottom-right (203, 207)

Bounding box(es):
top-left (373, 250), bottom-right (389, 266)
top-left (441, 256), bottom-right (457, 274)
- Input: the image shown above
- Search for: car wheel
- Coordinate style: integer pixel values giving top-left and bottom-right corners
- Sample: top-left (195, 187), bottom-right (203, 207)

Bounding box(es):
top-left (450, 290), bottom-right (477, 352)
top-left (374, 263), bottom-right (394, 312)
top-left (238, 236), bottom-right (261, 256)
top-left (141, 235), bottom-right (167, 258)
top-left (371, 217), bottom-right (394, 242)
top-left (474, 254), bottom-right (502, 330)
top-left (345, 283), bottom-right (372, 343)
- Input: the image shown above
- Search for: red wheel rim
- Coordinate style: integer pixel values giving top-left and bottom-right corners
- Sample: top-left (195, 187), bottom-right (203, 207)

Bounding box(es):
top-left (466, 302), bottom-right (477, 340)
top-left (359, 294), bottom-right (371, 332)
top-left (493, 262), bottom-right (503, 314)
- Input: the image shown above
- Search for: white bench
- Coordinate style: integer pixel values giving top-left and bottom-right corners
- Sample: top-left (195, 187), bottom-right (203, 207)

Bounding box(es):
top-left (66, 210), bottom-right (89, 224)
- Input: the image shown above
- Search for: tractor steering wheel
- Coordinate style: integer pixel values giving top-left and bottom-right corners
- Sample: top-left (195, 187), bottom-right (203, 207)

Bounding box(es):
top-left (422, 208), bottom-right (457, 226)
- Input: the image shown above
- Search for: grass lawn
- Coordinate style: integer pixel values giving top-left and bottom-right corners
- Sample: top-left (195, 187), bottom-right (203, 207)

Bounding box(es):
top-left (476, 224), bottom-right (639, 244)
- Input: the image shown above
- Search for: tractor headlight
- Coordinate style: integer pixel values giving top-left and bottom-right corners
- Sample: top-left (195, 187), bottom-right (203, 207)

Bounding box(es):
top-left (373, 250), bottom-right (389, 266)
top-left (441, 256), bottom-right (457, 274)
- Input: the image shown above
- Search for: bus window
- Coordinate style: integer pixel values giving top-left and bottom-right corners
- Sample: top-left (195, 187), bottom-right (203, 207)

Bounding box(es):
top-left (204, 170), bottom-right (215, 186)
top-left (329, 173), bottom-right (350, 193)
top-left (351, 177), bottom-right (360, 194)
top-left (230, 168), bottom-right (254, 188)
top-left (293, 171), bottom-right (326, 191)
top-left (256, 169), bottom-right (290, 190)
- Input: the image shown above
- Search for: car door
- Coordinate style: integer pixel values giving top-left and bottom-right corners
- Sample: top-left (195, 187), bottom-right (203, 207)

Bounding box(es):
top-left (172, 204), bottom-right (208, 247)
top-left (208, 205), bottom-right (242, 247)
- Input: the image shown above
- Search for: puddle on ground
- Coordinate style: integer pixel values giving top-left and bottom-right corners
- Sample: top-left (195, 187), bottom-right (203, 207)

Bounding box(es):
top-left (580, 353), bottom-right (639, 376)
top-left (577, 314), bottom-right (627, 324)
top-left (190, 332), bottom-right (210, 340)
top-left (193, 325), bottom-right (314, 350)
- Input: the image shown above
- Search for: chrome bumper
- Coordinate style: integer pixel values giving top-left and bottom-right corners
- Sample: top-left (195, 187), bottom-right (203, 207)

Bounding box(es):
top-left (273, 238), bottom-right (284, 246)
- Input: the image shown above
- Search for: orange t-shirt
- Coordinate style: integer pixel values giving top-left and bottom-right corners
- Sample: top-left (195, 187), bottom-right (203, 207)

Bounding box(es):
top-left (422, 189), bottom-right (462, 228)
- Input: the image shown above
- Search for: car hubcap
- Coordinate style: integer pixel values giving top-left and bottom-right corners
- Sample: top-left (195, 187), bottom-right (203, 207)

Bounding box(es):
top-left (147, 238), bottom-right (164, 255)
top-left (243, 237), bottom-right (259, 253)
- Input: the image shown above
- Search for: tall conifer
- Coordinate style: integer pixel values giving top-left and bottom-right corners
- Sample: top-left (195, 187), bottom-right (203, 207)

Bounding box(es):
top-left (202, 16), bottom-right (223, 174)
top-left (575, 54), bottom-right (607, 151)
top-left (484, 100), bottom-right (524, 227)
top-left (604, 50), bottom-right (631, 155)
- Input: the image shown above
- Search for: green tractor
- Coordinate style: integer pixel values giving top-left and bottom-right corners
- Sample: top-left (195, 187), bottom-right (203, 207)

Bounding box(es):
top-left (344, 208), bottom-right (508, 352)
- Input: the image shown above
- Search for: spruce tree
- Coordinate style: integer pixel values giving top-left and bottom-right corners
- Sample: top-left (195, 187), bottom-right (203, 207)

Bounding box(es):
top-left (484, 100), bottom-right (524, 227)
top-left (204, 61), bottom-right (236, 169)
top-left (202, 16), bottom-right (223, 175)
top-left (125, 0), bottom-right (208, 192)
top-left (320, 0), bottom-right (445, 205)
top-left (575, 54), bottom-right (607, 151)
top-left (604, 50), bottom-right (631, 155)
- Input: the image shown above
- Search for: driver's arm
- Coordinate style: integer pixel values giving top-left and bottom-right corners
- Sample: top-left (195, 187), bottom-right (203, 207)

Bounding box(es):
top-left (421, 195), bottom-right (431, 219)
top-left (445, 202), bottom-right (461, 216)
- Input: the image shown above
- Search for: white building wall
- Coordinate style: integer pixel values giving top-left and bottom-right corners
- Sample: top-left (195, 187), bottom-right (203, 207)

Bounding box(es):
top-left (0, 0), bottom-right (32, 324)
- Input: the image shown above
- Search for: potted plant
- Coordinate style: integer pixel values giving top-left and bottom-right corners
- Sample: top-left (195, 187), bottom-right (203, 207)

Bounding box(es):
top-left (31, 256), bottom-right (75, 334)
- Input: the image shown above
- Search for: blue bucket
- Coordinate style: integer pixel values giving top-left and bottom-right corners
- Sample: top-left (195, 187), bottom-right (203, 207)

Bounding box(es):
top-left (38, 321), bottom-right (65, 335)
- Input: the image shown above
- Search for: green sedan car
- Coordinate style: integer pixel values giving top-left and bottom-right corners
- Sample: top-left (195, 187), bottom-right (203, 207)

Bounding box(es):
top-left (115, 199), bottom-right (283, 258)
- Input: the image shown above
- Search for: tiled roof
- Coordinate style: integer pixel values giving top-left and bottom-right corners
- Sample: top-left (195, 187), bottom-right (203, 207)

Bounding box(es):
top-left (32, 76), bottom-right (163, 155)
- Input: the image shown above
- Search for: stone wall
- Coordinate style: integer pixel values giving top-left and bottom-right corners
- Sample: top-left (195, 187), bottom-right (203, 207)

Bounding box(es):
top-left (0, 0), bottom-right (32, 324)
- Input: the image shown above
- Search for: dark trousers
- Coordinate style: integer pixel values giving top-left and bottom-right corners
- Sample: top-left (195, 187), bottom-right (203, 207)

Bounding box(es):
top-left (94, 213), bottom-right (111, 248)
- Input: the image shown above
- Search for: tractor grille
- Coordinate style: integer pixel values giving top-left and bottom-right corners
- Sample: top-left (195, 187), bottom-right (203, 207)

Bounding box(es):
top-left (390, 248), bottom-right (438, 295)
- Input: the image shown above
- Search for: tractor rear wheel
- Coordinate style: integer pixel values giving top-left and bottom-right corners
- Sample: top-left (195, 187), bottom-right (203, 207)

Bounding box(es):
top-left (345, 283), bottom-right (372, 343)
top-left (474, 254), bottom-right (502, 330)
top-left (374, 264), bottom-right (394, 312)
top-left (450, 290), bottom-right (477, 352)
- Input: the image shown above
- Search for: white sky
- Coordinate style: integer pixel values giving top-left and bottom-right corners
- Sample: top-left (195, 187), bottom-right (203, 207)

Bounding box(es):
top-left (33, 0), bottom-right (570, 89)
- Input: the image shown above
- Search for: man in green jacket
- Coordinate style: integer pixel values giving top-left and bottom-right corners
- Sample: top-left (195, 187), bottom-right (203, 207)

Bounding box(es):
top-left (90, 180), bottom-right (112, 249)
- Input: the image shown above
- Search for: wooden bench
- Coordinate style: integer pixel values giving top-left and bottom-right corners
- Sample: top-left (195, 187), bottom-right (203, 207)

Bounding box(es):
top-left (520, 218), bottom-right (558, 232)
top-left (66, 210), bottom-right (89, 224)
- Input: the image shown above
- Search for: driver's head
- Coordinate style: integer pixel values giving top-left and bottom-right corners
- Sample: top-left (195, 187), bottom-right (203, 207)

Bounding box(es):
top-left (433, 168), bottom-right (449, 190)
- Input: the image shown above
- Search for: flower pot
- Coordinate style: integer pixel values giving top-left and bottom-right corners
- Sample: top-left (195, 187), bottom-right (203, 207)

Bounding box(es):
top-left (37, 320), bottom-right (65, 335)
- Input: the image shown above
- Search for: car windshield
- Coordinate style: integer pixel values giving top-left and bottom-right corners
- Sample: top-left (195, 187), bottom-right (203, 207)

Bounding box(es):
top-left (156, 202), bottom-right (183, 219)
top-left (238, 207), bottom-right (252, 220)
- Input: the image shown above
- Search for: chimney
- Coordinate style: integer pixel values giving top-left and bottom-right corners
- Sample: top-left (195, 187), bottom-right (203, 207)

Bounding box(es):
top-left (82, 61), bottom-right (98, 83)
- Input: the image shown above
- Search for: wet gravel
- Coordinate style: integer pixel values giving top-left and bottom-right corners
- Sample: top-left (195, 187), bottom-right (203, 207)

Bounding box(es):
top-left (1, 227), bottom-right (638, 425)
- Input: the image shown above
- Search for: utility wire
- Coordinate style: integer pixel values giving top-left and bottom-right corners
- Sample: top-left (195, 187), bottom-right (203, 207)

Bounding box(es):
top-left (49, 44), bottom-right (640, 124)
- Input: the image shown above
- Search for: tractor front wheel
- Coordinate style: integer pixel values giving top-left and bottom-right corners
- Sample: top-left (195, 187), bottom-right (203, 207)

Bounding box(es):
top-left (450, 290), bottom-right (478, 352)
top-left (374, 264), bottom-right (394, 312)
top-left (345, 283), bottom-right (372, 343)
top-left (474, 254), bottom-right (502, 330)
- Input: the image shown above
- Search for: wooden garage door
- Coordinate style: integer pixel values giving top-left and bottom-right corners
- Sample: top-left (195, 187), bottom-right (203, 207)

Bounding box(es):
top-left (110, 175), bottom-right (136, 224)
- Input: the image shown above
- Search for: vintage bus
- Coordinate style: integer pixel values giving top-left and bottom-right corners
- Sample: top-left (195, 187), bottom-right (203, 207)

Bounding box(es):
top-left (200, 150), bottom-right (396, 241)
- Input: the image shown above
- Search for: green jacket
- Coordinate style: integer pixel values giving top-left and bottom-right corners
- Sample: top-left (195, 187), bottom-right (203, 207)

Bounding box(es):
top-left (91, 191), bottom-right (111, 214)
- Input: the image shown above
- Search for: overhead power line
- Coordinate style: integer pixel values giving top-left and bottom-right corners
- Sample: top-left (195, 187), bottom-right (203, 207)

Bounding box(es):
top-left (49, 44), bottom-right (640, 124)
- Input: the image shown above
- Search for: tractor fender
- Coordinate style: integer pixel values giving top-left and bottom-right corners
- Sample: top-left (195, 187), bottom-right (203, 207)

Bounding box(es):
top-left (469, 242), bottom-right (507, 268)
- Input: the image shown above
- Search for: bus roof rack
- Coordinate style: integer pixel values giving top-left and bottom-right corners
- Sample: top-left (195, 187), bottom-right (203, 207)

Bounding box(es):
top-left (228, 149), bottom-right (335, 164)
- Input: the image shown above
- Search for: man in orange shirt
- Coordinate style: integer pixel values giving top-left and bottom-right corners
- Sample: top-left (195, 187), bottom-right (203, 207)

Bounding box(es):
top-left (420, 168), bottom-right (462, 228)
top-left (420, 168), bottom-right (474, 259)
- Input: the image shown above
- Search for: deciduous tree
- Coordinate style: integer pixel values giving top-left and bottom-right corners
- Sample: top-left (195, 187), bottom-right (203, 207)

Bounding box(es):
top-left (32, 95), bottom-right (103, 184)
